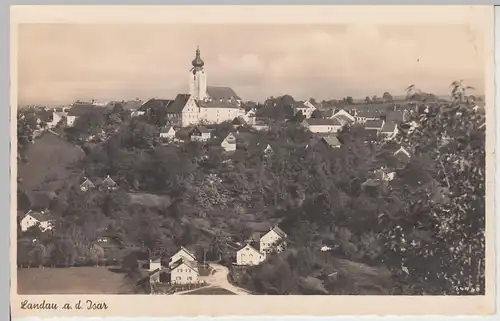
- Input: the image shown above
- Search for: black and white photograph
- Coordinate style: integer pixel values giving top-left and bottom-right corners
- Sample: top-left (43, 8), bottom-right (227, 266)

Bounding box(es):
top-left (11, 4), bottom-right (494, 317)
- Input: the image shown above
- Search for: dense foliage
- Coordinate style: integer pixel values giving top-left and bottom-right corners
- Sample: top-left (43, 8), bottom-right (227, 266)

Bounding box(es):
top-left (17, 83), bottom-right (485, 295)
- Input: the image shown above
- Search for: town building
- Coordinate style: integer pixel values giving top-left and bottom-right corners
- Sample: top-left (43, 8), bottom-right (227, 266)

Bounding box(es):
top-left (236, 243), bottom-right (265, 266)
top-left (190, 126), bottom-right (214, 142)
top-left (295, 100), bottom-right (318, 119)
top-left (260, 226), bottom-right (287, 254)
top-left (220, 133), bottom-right (237, 152)
top-left (170, 258), bottom-right (200, 284)
top-left (159, 126), bottom-right (177, 141)
top-left (303, 118), bottom-right (343, 134)
top-left (142, 47), bottom-right (245, 127)
top-left (20, 210), bottom-right (56, 232)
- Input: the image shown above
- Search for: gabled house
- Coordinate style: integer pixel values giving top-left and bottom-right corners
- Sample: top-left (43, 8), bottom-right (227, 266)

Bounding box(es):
top-left (364, 119), bottom-right (385, 131)
top-left (169, 246), bottom-right (197, 267)
top-left (96, 175), bottom-right (118, 191)
top-left (20, 210), bottom-right (56, 232)
top-left (355, 110), bottom-right (382, 124)
top-left (331, 109), bottom-right (355, 126)
top-left (320, 136), bottom-right (342, 149)
top-left (394, 146), bottom-right (411, 163)
top-left (304, 118), bottom-right (343, 134)
top-left (159, 126), bottom-right (177, 141)
top-left (380, 121), bottom-right (398, 139)
top-left (80, 177), bottom-right (96, 192)
top-left (260, 226), bottom-right (287, 254)
top-left (295, 100), bottom-right (317, 119)
top-left (170, 258), bottom-right (200, 284)
top-left (236, 243), bottom-right (265, 266)
top-left (189, 126), bottom-right (213, 142)
top-left (220, 133), bottom-right (237, 152)
top-left (264, 144), bottom-right (273, 154)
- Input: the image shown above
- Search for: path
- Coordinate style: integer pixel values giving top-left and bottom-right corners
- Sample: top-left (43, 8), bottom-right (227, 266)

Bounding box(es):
top-left (202, 263), bottom-right (251, 295)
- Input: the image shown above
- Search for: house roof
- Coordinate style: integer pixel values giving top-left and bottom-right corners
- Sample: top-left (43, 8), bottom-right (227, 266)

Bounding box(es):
top-left (175, 246), bottom-right (197, 261)
top-left (271, 226), bottom-right (287, 238)
top-left (238, 242), bottom-right (261, 254)
top-left (167, 94), bottom-right (191, 113)
top-left (25, 210), bottom-right (57, 222)
top-left (207, 86), bottom-right (240, 101)
top-left (361, 178), bottom-right (382, 188)
top-left (356, 109), bottom-right (382, 118)
top-left (231, 117), bottom-right (246, 125)
top-left (80, 178), bottom-right (96, 188)
top-left (321, 136), bottom-right (342, 148)
top-left (306, 118), bottom-right (342, 126)
top-left (384, 111), bottom-right (405, 122)
top-left (160, 126), bottom-right (175, 133)
top-left (121, 100), bottom-right (143, 110)
top-left (171, 258), bottom-right (199, 273)
top-left (364, 120), bottom-right (384, 129)
top-left (333, 114), bottom-right (355, 124)
top-left (67, 104), bottom-right (97, 116)
top-left (381, 121), bottom-right (397, 133)
top-left (223, 133), bottom-right (237, 144)
top-left (364, 129), bottom-right (379, 140)
top-left (139, 99), bottom-right (173, 112)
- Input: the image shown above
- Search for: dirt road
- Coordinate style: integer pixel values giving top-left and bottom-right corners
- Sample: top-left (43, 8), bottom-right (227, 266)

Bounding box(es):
top-left (202, 263), bottom-right (251, 295)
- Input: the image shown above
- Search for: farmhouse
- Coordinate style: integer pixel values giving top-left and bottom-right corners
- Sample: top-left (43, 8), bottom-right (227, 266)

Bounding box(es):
top-left (170, 258), bottom-right (200, 284)
top-left (96, 175), bottom-right (118, 191)
top-left (189, 126), bottom-right (213, 142)
top-left (355, 110), bottom-right (382, 124)
top-left (380, 121), bottom-right (398, 138)
top-left (20, 210), bottom-right (56, 232)
top-left (304, 118), bottom-right (343, 134)
top-left (295, 100), bottom-right (318, 119)
top-left (80, 177), bottom-right (96, 192)
top-left (320, 136), bottom-right (342, 149)
top-left (260, 226), bottom-right (287, 254)
top-left (220, 133), bottom-right (237, 152)
top-left (159, 126), bottom-right (177, 141)
top-left (236, 243), bottom-right (265, 266)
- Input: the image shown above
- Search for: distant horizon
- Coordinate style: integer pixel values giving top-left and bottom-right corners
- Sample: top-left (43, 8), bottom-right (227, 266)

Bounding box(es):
top-left (17, 24), bottom-right (485, 106)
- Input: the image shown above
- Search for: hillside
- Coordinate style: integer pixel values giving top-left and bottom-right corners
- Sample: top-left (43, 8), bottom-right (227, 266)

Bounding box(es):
top-left (18, 131), bottom-right (85, 193)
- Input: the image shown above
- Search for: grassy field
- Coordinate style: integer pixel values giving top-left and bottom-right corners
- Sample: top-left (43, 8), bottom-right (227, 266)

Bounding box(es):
top-left (17, 267), bottom-right (136, 294)
top-left (183, 286), bottom-right (235, 295)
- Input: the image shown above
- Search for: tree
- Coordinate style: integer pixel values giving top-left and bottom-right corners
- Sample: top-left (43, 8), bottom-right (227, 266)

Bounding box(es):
top-left (380, 82), bottom-right (485, 294)
top-left (345, 96), bottom-right (354, 105)
top-left (382, 92), bottom-right (393, 103)
top-left (365, 96), bottom-right (371, 104)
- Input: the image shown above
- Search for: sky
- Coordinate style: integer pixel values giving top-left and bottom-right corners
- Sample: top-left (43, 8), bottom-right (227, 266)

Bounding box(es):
top-left (17, 23), bottom-right (485, 105)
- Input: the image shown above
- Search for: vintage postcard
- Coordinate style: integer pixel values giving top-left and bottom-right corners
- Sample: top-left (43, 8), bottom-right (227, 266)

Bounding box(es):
top-left (10, 4), bottom-right (495, 318)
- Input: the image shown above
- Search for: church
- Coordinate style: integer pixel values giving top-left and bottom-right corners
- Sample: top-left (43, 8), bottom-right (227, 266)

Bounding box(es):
top-left (142, 47), bottom-right (245, 127)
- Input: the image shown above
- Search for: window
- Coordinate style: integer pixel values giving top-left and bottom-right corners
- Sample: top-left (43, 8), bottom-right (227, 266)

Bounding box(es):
top-left (176, 277), bottom-right (181, 281)
top-left (179, 269), bottom-right (183, 272)
top-left (187, 276), bottom-right (192, 281)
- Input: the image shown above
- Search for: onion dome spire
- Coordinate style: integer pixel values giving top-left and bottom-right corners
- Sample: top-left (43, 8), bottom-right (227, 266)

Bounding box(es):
top-left (191, 46), bottom-right (204, 69)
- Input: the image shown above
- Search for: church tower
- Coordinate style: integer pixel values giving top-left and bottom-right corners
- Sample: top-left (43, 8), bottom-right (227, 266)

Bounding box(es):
top-left (189, 46), bottom-right (208, 100)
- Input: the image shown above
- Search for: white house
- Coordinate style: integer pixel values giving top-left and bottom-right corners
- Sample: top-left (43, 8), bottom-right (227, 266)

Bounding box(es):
top-left (80, 177), bottom-right (96, 192)
top-left (159, 126), bottom-right (177, 141)
top-left (170, 258), bottom-right (200, 284)
top-left (304, 118), bottom-right (343, 134)
top-left (221, 133), bottom-right (237, 152)
top-left (49, 110), bottom-right (66, 128)
top-left (264, 144), bottom-right (273, 154)
top-left (190, 126), bottom-right (213, 142)
top-left (260, 226), bottom-right (287, 254)
top-left (242, 109), bottom-right (256, 125)
top-left (170, 246), bottom-right (197, 267)
top-left (295, 100), bottom-right (317, 119)
top-left (331, 109), bottom-right (355, 126)
top-left (20, 210), bottom-right (56, 232)
top-left (236, 243), bottom-right (265, 266)
top-left (355, 110), bottom-right (382, 124)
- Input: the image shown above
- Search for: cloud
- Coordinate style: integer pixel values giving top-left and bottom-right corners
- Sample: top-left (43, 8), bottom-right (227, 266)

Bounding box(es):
top-left (17, 24), bottom-right (485, 105)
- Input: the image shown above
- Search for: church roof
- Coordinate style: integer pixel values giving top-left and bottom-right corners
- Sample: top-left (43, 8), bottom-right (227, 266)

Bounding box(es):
top-left (139, 99), bottom-right (173, 112)
top-left (207, 86), bottom-right (240, 101)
